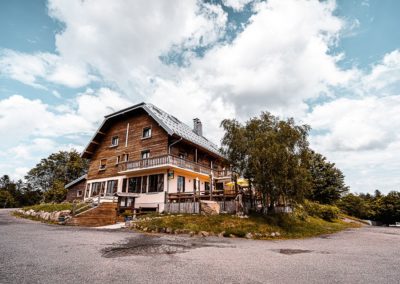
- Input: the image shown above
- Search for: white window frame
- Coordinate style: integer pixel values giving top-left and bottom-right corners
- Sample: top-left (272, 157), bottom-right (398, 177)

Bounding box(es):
top-left (111, 136), bottom-right (119, 147)
top-left (142, 126), bottom-right (152, 139)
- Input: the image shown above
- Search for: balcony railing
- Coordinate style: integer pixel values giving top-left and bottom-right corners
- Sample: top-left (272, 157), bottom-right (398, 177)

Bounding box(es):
top-left (118, 154), bottom-right (215, 175)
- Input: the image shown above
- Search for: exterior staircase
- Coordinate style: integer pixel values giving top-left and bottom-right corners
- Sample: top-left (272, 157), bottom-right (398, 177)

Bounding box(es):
top-left (67, 202), bottom-right (120, 227)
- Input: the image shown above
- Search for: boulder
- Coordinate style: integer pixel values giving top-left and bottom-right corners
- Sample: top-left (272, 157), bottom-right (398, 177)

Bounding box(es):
top-left (59, 210), bottom-right (71, 217)
top-left (200, 200), bottom-right (220, 215)
top-left (199, 231), bottom-right (209, 237)
top-left (43, 212), bottom-right (50, 220)
top-left (245, 232), bottom-right (253, 239)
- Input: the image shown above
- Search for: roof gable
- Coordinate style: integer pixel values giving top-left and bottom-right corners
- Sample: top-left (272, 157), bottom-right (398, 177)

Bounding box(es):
top-left (82, 103), bottom-right (222, 159)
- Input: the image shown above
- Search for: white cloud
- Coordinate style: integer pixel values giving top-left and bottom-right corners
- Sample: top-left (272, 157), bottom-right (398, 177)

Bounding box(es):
top-left (222, 0), bottom-right (255, 11)
top-left (1, 0), bottom-right (398, 194)
top-left (305, 48), bottom-right (400, 193)
top-left (0, 49), bottom-right (92, 88)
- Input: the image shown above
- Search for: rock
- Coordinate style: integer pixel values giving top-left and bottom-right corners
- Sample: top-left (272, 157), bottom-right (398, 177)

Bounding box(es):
top-left (166, 227), bottom-right (173, 234)
top-left (254, 233), bottom-right (262, 238)
top-left (189, 231), bottom-right (195, 237)
top-left (200, 200), bottom-right (220, 215)
top-left (270, 232), bottom-right (276, 237)
top-left (143, 227), bottom-right (148, 232)
top-left (245, 232), bottom-right (253, 239)
top-left (218, 231), bottom-right (226, 238)
top-left (229, 234), bottom-right (236, 238)
top-left (275, 232), bottom-right (281, 237)
top-left (59, 210), bottom-right (71, 216)
top-left (199, 231), bottom-right (209, 237)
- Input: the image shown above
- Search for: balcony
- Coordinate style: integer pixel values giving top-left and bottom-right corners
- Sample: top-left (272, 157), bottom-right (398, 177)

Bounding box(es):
top-left (118, 154), bottom-right (213, 175)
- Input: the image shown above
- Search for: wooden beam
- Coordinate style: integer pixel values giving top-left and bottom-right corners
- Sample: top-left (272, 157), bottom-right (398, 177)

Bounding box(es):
top-left (97, 131), bottom-right (106, 135)
top-left (84, 150), bottom-right (94, 154)
top-left (90, 141), bottom-right (100, 145)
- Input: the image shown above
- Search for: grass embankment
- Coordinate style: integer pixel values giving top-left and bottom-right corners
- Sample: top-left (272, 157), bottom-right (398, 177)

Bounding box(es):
top-left (133, 201), bottom-right (361, 239)
top-left (21, 202), bottom-right (86, 213)
top-left (132, 213), bottom-right (359, 239)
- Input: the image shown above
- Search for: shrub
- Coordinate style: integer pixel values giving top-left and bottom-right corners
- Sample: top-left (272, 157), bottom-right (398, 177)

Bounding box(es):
top-left (303, 200), bottom-right (339, 221)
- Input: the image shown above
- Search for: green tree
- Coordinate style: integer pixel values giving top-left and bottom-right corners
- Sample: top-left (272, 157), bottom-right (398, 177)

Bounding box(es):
top-left (44, 180), bottom-right (68, 203)
top-left (221, 112), bottom-right (312, 211)
top-left (375, 191), bottom-right (400, 224)
top-left (338, 193), bottom-right (374, 219)
top-left (25, 149), bottom-right (88, 201)
top-left (307, 151), bottom-right (349, 204)
top-left (0, 190), bottom-right (16, 208)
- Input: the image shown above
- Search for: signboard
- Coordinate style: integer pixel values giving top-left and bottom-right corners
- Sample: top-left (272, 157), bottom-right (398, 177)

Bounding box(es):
top-left (168, 170), bottom-right (174, 179)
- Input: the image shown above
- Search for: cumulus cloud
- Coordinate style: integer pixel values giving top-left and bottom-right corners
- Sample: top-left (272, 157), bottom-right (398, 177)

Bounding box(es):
top-left (1, 0), bottom-right (399, 193)
top-left (0, 49), bottom-right (92, 88)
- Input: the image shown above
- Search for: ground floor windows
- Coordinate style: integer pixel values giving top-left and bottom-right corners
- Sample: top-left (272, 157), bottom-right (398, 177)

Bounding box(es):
top-left (106, 180), bottom-right (118, 196)
top-left (148, 174), bottom-right (164, 193)
top-left (205, 182), bottom-right (210, 193)
top-left (91, 181), bottom-right (105, 196)
top-left (177, 176), bottom-right (185, 192)
top-left (122, 174), bottom-right (163, 194)
top-left (88, 180), bottom-right (118, 197)
top-left (128, 176), bottom-right (146, 193)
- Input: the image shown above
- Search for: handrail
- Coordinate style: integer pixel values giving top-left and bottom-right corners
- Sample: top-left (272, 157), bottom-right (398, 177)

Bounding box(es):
top-left (118, 154), bottom-right (225, 176)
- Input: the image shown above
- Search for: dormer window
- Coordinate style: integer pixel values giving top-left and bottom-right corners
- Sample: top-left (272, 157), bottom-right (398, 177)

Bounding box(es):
top-left (142, 127), bottom-right (152, 139)
top-left (111, 136), bottom-right (119, 147)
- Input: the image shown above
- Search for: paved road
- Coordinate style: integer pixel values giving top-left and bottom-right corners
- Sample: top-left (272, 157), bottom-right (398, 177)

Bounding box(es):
top-left (1, 209), bottom-right (399, 284)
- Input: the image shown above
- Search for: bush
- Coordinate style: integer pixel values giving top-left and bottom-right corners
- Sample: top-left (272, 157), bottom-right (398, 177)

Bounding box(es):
top-left (303, 200), bottom-right (339, 221)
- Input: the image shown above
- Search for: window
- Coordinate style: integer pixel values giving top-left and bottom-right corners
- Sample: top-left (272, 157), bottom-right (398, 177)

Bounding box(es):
top-left (148, 174), bottom-right (164, 193)
top-left (99, 159), bottom-right (107, 170)
top-left (205, 182), bottom-right (210, 193)
top-left (111, 136), bottom-right (119, 147)
top-left (142, 127), bottom-right (152, 138)
top-left (177, 176), bottom-right (185, 192)
top-left (141, 176), bottom-right (148, 193)
top-left (100, 182), bottom-right (106, 196)
top-left (106, 180), bottom-right (118, 196)
top-left (116, 154), bottom-right (129, 164)
top-left (77, 190), bottom-right (83, 197)
top-left (91, 182), bottom-right (100, 196)
top-left (122, 178), bottom-right (127, 193)
top-left (141, 150), bottom-right (150, 159)
top-left (193, 178), bottom-right (199, 192)
top-left (128, 177), bottom-right (142, 193)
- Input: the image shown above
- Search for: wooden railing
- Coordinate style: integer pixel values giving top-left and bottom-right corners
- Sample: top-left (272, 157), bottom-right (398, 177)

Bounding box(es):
top-left (118, 154), bottom-right (214, 175)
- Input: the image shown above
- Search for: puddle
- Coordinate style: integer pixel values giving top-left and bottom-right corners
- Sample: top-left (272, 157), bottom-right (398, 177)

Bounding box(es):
top-left (274, 249), bottom-right (313, 255)
top-left (101, 235), bottom-right (232, 258)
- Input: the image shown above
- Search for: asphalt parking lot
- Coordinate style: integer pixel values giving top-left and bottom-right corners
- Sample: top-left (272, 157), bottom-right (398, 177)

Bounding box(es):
top-left (1, 209), bottom-right (399, 284)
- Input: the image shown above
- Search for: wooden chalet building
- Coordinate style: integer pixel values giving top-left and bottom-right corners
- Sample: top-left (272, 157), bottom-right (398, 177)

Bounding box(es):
top-left (81, 103), bottom-right (232, 213)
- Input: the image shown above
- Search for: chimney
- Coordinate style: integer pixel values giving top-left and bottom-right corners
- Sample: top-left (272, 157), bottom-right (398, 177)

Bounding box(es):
top-left (193, 118), bottom-right (203, 136)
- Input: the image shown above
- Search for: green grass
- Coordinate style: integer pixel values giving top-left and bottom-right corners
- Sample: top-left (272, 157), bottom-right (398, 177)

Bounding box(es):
top-left (133, 213), bottom-right (360, 239)
top-left (21, 203), bottom-right (86, 213)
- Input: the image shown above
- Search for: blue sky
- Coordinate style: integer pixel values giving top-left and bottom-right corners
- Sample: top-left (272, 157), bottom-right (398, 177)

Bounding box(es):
top-left (0, 0), bottom-right (400, 194)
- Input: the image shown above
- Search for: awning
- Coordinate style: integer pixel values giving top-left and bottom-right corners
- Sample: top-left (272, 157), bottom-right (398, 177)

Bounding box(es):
top-left (226, 178), bottom-right (249, 187)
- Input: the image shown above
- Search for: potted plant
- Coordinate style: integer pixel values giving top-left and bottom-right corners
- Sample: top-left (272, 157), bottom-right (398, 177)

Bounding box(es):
top-left (121, 210), bottom-right (133, 221)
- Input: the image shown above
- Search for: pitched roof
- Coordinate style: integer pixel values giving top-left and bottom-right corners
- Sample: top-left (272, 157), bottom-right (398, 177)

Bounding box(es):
top-left (82, 102), bottom-right (223, 159)
top-left (64, 174), bottom-right (87, 189)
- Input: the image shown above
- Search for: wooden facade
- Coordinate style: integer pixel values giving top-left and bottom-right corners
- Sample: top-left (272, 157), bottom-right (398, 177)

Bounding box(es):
top-left (65, 178), bottom-right (86, 202)
top-left (81, 103), bottom-right (232, 213)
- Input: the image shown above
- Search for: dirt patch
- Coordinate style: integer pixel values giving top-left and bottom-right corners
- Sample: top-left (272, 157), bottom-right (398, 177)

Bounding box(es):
top-left (274, 249), bottom-right (313, 255)
top-left (101, 235), bottom-right (233, 258)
